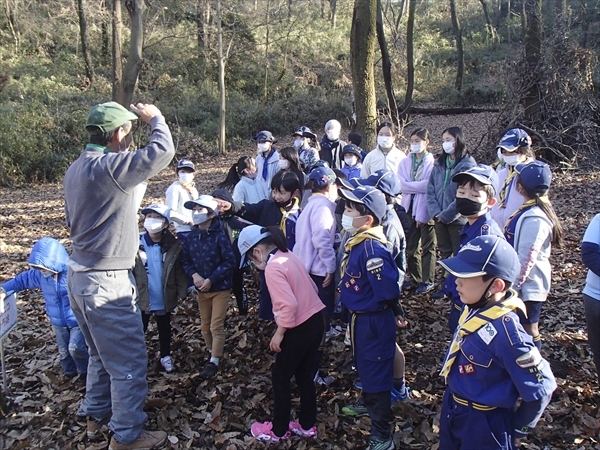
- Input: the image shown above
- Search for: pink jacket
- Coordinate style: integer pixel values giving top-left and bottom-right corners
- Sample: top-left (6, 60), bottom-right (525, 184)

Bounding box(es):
top-left (397, 153), bottom-right (435, 224)
top-left (265, 250), bottom-right (325, 328)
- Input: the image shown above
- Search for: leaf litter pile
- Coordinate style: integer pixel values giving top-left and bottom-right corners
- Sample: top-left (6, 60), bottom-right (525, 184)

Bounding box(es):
top-left (1, 134), bottom-right (600, 449)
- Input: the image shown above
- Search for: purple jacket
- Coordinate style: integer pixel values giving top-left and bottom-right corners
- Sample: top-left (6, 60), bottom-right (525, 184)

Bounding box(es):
top-left (397, 153), bottom-right (435, 224)
top-left (293, 194), bottom-right (337, 276)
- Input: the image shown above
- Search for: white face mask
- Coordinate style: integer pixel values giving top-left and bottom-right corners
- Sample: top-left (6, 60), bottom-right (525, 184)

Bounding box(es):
top-left (503, 154), bottom-right (521, 166)
top-left (144, 217), bottom-right (165, 233)
top-left (278, 159), bottom-right (290, 170)
top-left (293, 139), bottom-right (303, 149)
top-left (326, 130), bottom-right (340, 141)
top-left (257, 143), bottom-right (271, 153)
top-left (252, 249), bottom-right (268, 271)
top-left (497, 148), bottom-right (504, 162)
top-left (442, 141), bottom-right (456, 154)
top-left (377, 136), bottom-right (394, 149)
top-left (192, 211), bottom-right (210, 225)
top-left (341, 214), bottom-right (360, 234)
top-left (344, 155), bottom-right (358, 167)
top-left (410, 143), bottom-right (425, 154)
top-left (179, 172), bottom-right (194, 184)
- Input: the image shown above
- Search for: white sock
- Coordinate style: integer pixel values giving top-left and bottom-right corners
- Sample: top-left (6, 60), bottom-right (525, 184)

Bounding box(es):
top-left (210, 356), bottom-right (220, 366)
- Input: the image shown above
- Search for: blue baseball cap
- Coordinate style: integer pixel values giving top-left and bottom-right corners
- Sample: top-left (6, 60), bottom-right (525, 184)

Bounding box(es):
top-left (184, 195), bottom-right (219, 213)
top-left (515, 160), bottom-right (552, 194)
top-left (341, 144), bottom-right (362, 159)
top-left (176, 159), bottom-right (195, 172)
top-left (496, 128), bottom-right (532, 152)
top-left (337, 177), bottom-right (362, 190)
top-left (237, 225), bottom-right (271, 268)
top-left (308, 166), bottom-right (336, 189)
top-left (362, 169), bottom-right (401, 196)
top-left (253, 130), bottom-right (277, 143)
top-left (452, 164), bottom-right (500, 196)
top-left (141, 203), bottom-right (171, 222)
top-left (338, 185), bottom-right (387, 222)
top-left (438, 235), bottom-right (520, 282)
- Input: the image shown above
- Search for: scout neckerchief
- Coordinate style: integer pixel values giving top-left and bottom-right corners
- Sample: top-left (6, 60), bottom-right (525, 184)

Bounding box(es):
top-left (261, 149), bottom-right (276, 181)
top-left (497, 166), bottom-right (517, 209)
top-left (86, 143), bottom-right (110, 154)
top-left (178, 179), bottom-right (197, 197)
top-left (279, 197), bottom-right (300, 237)
top-left (443, 156), bottom-right (457, 188)
top-left (503, 197), bottom-right (548, 246)
top-left (439, 293), bottom-right (526, 379)
top-left (411, 152), bottom-right (428, 181)
top-left (339, 226), bottom-right (387, 281)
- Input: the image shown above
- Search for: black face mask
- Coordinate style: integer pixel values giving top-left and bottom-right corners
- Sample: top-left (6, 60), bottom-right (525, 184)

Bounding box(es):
top-left (456, 197), bottom-right (486, 216)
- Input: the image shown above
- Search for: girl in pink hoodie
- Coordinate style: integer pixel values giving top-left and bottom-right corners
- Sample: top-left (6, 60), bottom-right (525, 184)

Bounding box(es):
top-left (238, 226), bottom-right (325, 443)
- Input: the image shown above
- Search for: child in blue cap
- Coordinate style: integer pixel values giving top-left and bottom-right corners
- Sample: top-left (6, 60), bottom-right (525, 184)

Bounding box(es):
top-left (438, 235), bottom-right (556, 449)
top-left (337, 185), bottom-right (401, 450)
top-left (444, 164), bottom-right (505, 332)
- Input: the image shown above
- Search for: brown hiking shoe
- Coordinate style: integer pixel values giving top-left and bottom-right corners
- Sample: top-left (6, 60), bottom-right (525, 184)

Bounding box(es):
top-left (108, 430), bottom-right (167, 450)
top-left (87, 416), bottom-right (110, 440)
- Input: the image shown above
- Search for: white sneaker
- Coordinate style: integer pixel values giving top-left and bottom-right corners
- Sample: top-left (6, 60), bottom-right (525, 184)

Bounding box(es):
top-left (325, 326), bottom-right (342, 342)
top-left (314, 371), bottom-right (335, 386)
top-left (160, 356), bottom-right (174, 372)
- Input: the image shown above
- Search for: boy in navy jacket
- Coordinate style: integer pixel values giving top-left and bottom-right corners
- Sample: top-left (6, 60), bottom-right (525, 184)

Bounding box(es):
top-left (181, 195), bottom-right (236, 379)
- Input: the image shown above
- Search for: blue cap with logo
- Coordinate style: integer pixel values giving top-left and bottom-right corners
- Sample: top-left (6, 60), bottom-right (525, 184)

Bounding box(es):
top-left (253, 130), bottom-right (277, 143)
top-left (496, 128), bottom-right (532, 152)
top-left (184, 194), bottom-right (219, 213)
top-left (515, 160), bottom-right (552, 194)
top-left (452, 164), bottom-right (500, 196)
top-left (308, 166), bottom-right (337, 190)
top-left (177, 159), bottom-right (195, 172)
top-left (237, 225), bottom-right (271, 268)
top-left (338, 185), bottom-right (387, 222)
top-left (141, 203), bottom-right (171, 222)
top-left (362, 169), bottom-right (401, 196)
top-left (438, 235), bottom-right (520, 282)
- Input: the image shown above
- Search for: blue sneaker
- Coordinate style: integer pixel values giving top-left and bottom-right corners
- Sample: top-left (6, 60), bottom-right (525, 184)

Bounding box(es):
top-left (415, 282), bottom-right (435, 294)
top-left (391, 386), bottom-right (410, 402)
top-left (354, 381), bottom-right (362, 389)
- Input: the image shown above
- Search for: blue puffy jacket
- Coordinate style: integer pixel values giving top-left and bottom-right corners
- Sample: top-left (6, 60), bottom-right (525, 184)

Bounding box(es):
top-left (2, 238), bottom-right (78, 328)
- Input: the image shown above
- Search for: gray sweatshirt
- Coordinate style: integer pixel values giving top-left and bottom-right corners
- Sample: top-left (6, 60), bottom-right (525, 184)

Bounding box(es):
top-left (64, 116), bottom-right (174, 270)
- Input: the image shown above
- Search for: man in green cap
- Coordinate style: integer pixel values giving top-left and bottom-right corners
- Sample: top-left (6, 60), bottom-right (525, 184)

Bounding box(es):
top-left (64, 102), bottom-right (174, 450)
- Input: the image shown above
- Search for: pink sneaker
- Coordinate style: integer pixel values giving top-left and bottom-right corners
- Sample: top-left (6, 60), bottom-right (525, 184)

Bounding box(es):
top-left (250, 421), bottom-right (290, 442)
top-left (289, 421), bottom-right (318, 438)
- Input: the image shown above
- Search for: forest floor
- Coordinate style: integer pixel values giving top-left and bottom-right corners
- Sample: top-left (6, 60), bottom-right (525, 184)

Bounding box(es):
top-left (0, 112), bottom-right (599, 450)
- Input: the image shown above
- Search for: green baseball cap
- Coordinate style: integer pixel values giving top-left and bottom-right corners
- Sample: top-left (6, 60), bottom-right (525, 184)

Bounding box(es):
top-left (86, 101), bottom-right (138, 134)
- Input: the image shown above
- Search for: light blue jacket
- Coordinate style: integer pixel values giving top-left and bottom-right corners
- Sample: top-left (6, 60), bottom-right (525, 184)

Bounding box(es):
top-left (2, 238), bottom-right (78, 328)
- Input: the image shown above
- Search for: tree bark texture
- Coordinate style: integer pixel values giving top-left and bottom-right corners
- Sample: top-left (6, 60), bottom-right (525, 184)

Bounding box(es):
top-left (3, 0), bottom-right (20, 51)
top-left (120, 0), bottom-right (145, 107)
top-left (477, 0), bottom-right (496, 40)
top-left (402, 0), bottom-right (416, 115)
top-left (112, 0), bottom-right (123, 103)
top-left (376, 0), bottom-right (398, 124)
top-left (523, 0), bottom-right (543, 122)
top-left (217, 0), bottom-right (226, 154)
top-left (350, 0), bottom-right (378, 150)
top-left (449, 0), bottom-right (464, 92)
top-left (330, 0), bottom-right (338, 29)
top-left (76, 0), bottom-right (94, 84)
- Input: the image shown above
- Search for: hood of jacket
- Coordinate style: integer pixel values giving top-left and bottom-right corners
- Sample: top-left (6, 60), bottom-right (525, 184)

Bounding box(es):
top-left (28, 238), bottom-right (69, 273)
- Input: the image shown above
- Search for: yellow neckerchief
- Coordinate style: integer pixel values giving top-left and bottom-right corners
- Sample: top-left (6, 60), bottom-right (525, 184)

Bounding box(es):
top-left (339, 226), bottom-right (387, 279)
top-left (498, 166), bottom-right (517, 208)
top-left (278, 197), bottom-right (300, 236)
top-left (502, 196), bottom-right (549, 234)
top-left (178, 180), bottom-right (196, 197)
top-left (439, 291), bottom-right (526, 379)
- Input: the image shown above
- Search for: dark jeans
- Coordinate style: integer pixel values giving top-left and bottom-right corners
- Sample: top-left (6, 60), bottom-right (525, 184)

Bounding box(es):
top-left (232, 268), bottom-right (248, 314)
top-left (584, 294), bottom-right (600, 385)
top-left (142, 312), bottom-right (171, 358)
top-left (405, 216), bottom-right (437, 284)
top-left (310, 274), bottom-right (335, 318)
top-left (271, 312), bottom-right (324, 437)
top-left (258, 270), bottom-right (274, 321)
top-left (363, 390), bottom-right (392, 440)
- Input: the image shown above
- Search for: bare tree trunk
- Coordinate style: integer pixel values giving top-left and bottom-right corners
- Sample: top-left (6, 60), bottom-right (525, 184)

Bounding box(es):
top-left (478, 0), bottom-right (496, 40)
top-left (376, 0), bottom-right (398, 124)
top-left (3, 0), bottom-right (20, 51)
top-left (197, 0), bottom-right (210, 49)
top-left (330, 0), bottom-right (337, 28)
top-left (523, 0), bottom-right (542, 122)
top-left (101, 0), bottom-right (110, 60)
top-left (120, 0), bottom-right (144, 107)
top-left (217, 0), bottom-right (226, 154)
top-left (112, 0), bottom-right (123, 103)
top-left (449, 0), bottom-right (464, 92)
top-left (350, 0), bottom-right (378, 150)
top-left (77, 0), bottom-right (94, 84)
top-left (402, 0), bottom-right (416, 115)
top-left (263, 0), bottom-right (271, 102)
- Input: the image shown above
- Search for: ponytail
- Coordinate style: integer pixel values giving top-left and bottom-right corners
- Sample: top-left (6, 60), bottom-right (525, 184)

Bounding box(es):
top-left (218, 162), bottom-right (241, 190)
top-left (255, 226), bottom-right (289, 253)
top-left (520, 181), bottom-right (564, 247)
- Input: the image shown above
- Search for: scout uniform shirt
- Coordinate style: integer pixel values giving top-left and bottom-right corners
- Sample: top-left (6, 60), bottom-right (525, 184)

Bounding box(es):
top-left (339, 227), bottom-right (400, 393)
top-left (444, 212), bottom-right (504, 332)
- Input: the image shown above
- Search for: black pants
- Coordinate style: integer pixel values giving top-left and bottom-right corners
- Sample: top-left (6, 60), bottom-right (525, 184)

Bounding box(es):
top-left (363, 390), bottom-right (392, 440)
top-left (142, 311), bottom-right (171, 358)
top-left (271, 312), bottom-right (324, 437)
top-left (232, 268), bottom-right (248, 314)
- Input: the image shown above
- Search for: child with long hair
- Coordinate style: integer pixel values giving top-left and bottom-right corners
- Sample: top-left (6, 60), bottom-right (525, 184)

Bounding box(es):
top-left (239, 226), bottom-right (325, 443)
top-left (398, 128), bottom-right (436, 293)
top-left (218, 156), bottom-right (263, 204)
top-left (503, 161), bottom-right (563, 350)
